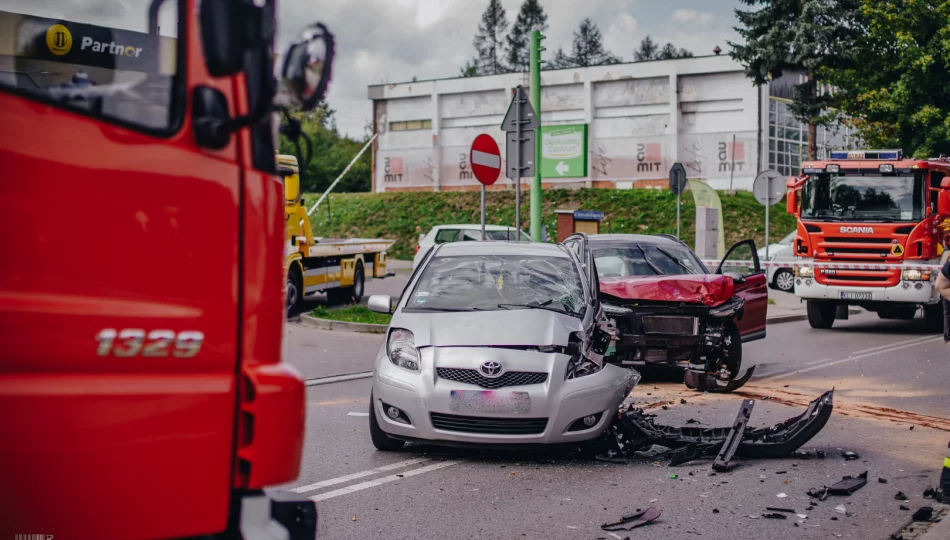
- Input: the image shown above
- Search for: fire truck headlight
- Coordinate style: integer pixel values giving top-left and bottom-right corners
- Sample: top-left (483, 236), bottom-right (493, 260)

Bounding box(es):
top-left (902, 269), bottom-right (932, 281)
top-left (796, 266), bottom-right (813, 278)
top-left (826, 164), bottom-right (840, 173)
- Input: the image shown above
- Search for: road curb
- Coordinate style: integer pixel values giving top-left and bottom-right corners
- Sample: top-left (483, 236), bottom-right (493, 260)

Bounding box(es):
top-left (298, 314), bottom-right (387, 334)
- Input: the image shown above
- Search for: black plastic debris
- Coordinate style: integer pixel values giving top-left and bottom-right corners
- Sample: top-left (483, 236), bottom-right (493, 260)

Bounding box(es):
top-left (712, 509), bottom-right (720, 514)
top-left (841, 451), bottom-right (860, 461)
top-left (878, 477), bottom-right (888, 484)
top-left (685, 419), bottom-right (700, 424)
top-left (766, 507), bottom-right (796, 513)
top-left (668, 443), bottom-right (716, 467)
top-left (712, 399), bottom-right (754, 472)
top-left (680, 399), bottom-right (687, 405)
top-left (923, 487), bottom-right (937, 499)
top-left (910, 425), bottom-right (914, 430)
top-left (661, 405), bottom-right (669, 410)
top-left (807, 487), bottom-right (830, 501)
top-left (684, 365), bottom-right (756, 393)
top-left (816, 450), bottom-right (827, 459)
top-left (900, 505), bottom-right (910, 511)
top-left (762, 513), bottom-right (788, 519)
top-left (895, 491), bottom-right (908, 501)
top-left (912, 507), bottom-right (933, 522)
top-left (829, 471), bottom-right (868, 495)
top-left (831, 516), bottom-right (839, 521)
top-left (776, 471), bottom-right (788, 475)
top-left (601, 507), bottom-right (661, 531)
top-left (792, 450), bottom-right (812, 459)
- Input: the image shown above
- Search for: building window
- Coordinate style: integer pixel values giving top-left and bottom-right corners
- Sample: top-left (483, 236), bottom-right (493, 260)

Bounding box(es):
top-left (390, 119), bottom-right (432, 131)
top-left (768, 98), bottom-right (859, 177)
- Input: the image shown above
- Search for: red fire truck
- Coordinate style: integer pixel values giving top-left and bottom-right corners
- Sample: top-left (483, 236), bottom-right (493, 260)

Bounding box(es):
top-left (0, 1), bottom-right (330, 538)
top-left (785, 149), bottom-right (950, 330)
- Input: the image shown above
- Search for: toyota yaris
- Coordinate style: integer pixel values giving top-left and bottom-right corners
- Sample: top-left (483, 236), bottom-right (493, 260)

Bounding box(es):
top-left (366, 240), bottom-right (640, 450)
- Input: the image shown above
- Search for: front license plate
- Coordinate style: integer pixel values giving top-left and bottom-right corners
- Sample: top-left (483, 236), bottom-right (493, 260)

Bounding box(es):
top-left (839, 291), bottom-right (872, 300)
top-left (449, 390), bottom-right (530, 414)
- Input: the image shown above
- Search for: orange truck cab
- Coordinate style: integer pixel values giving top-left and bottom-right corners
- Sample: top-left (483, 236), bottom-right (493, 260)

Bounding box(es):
top-left (0, 1), bottom-right (331, 538)
top-left (785, 149), bottom-right (950, 330)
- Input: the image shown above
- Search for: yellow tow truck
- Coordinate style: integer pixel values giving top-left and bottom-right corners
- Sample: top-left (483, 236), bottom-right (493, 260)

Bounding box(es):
top-left (279, 154), bottom-right (395, 314)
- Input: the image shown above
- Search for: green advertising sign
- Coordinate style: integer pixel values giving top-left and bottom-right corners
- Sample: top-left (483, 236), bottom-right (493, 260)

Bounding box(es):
top-left (540, 124), bottom-right (587, 178)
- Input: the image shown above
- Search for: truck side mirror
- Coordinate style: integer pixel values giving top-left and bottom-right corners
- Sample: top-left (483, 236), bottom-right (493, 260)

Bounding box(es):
top-left (280, 22), bottom-right (335, 111)
top-left (938, 190), bottom-right (950, 216)
top-left (199, 0), bottom-right (248, 77)
top-left (786, 188), bottom-right (798, 215)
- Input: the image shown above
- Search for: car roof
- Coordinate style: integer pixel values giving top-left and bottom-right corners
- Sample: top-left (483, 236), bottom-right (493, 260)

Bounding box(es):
top-left (431, 224), bottom-right (522, 232)
top-left (435, 240), bottom-right (569, 258)
top-left (588, 234), bottom-right (686, 247)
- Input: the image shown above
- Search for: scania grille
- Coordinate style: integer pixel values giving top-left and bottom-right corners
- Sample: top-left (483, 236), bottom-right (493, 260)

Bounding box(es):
top-left (430, 412), bottom-right (548, 434)
top-left (436, 368), bottom-right (547, 389)
top-left (817, 266), bottom-right (898, 287)
top-left (642, 315), bottom-right (698, 335)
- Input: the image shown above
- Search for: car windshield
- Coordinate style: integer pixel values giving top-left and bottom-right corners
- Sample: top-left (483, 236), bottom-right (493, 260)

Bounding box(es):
top-left (800, 174), bottom-right (925, 222)
top-left (408, 254), bottom-right (586, 317)
top-left (594, 244), bottom-right (707, 277)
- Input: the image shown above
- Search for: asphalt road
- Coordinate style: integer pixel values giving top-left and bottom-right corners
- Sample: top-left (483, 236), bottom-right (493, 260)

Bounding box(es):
top-left (283, 302), bottom-right (950, 539)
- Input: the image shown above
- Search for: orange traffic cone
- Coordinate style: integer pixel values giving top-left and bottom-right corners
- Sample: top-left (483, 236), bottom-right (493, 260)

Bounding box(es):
top-left (939, 440), bottom-right (950, 503)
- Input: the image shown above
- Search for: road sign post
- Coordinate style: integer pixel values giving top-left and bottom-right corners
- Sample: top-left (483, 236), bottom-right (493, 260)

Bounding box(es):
top-left (753, 169), bottom-right (785, 259)
top-left (501, 85), bottom-right (538, 239)
top-left (669, 163), bottom-right (687, 239)
top-left (470, 134), bottom-right (502, 240)
top-left (530, 31), bottom-right (544, 241)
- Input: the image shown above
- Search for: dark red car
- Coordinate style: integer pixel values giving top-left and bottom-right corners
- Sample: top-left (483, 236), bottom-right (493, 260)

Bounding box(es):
top-left (564, 234), bottom-right (768, 392)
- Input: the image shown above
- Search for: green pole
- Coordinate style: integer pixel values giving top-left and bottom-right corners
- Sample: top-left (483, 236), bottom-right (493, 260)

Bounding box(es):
top-left (530, 30), bottom-right (544, 241)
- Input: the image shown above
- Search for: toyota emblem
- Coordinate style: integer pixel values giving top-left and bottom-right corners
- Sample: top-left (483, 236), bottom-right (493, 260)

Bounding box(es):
top-left (480, 361), bottom-right (503, 377)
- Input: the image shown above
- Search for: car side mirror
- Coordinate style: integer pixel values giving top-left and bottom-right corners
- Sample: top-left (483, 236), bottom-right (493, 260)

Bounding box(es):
top-left (938, 190), bottom-right (950, 216)
top-left (280, 22), bottom-right (335, 111)
top-left (368, 295), bottom-right (392, 314)
top-left (724, 271), bottom-right (746, 285)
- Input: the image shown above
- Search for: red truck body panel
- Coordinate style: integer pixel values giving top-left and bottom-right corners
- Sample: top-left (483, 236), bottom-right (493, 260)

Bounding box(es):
top-left (0, 3), bottom-right (305, 538)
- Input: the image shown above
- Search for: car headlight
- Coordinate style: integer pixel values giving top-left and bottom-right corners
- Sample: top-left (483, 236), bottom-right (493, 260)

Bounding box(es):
top-left (902, 269), bottom-right (932, 281)
top-left (387, 328), bottom-right (420, 371)
top-left (796, 266), bottom-right (813, 278)
top-left (601, 303), bottom-right (633, 316)
top-left (709, 297), bottom-right (744, 318)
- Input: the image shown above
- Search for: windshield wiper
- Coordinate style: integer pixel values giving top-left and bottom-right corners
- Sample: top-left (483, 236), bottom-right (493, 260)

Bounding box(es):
top-left (656, 247), bottom-right (697, 274)
top-left (497, 302), bottom-right (577, 316)
top-left (409, 307), bottom-right (488, 312)
top-left (636, 245), bottom-right (666, 275)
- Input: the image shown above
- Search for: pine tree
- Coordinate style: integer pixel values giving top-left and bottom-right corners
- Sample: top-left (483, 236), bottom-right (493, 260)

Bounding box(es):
top-left (729, 0), bottom-right (861, 159)
top-left (569, 18), bottom-right (620, 67)
top-left (506, 0), bottom-right (548, 73)
top-left (657, 42), bottom-right (693, 60)
top-left (633, 36), bottom-right (659, 61)
top-left (546, 47), bottom-right (575, 69)
top-left (470, 0), bottom-right (510, 75)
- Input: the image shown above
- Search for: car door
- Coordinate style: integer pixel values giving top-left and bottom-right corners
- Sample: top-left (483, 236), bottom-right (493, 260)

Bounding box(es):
top-left (716, 239), bottom-right (768, 340)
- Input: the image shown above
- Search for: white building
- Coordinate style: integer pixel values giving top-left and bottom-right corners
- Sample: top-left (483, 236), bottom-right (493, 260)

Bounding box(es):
top-left (367, 54), bottom-right (856, 193)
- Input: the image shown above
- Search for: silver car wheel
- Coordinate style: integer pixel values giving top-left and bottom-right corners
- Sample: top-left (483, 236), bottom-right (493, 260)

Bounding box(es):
top-left (775, 269), bottom-right (794, 292)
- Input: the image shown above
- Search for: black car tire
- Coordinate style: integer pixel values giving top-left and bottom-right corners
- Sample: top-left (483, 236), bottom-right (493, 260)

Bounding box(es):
top-left (806, 300), bottom-right (836, 329)
top-left (369, 392), bottom-right (405, 451)
top-left (286, 266), bottom-right (302, 317)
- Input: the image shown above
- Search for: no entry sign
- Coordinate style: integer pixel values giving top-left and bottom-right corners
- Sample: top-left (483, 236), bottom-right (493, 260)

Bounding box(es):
top-left (470, 134), bottom-right (501, 186)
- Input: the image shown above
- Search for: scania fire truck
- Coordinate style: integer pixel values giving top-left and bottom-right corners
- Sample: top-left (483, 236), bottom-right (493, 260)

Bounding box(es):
top-left (785, 149), bottom-right (950, 330)
top-left (1, 1), bottom-right (332, 538)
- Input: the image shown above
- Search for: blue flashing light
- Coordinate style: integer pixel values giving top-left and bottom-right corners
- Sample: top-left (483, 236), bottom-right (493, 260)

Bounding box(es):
top-left (828, 149), bottom-right (903, 161)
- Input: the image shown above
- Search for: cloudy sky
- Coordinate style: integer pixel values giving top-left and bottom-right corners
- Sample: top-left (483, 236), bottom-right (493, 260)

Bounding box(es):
top-left (278, 0), bottom-right (746, 137)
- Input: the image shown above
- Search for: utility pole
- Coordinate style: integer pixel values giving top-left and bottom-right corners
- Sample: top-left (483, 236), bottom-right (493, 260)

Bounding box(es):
top-left (529, 30), bottom-right (544, 241)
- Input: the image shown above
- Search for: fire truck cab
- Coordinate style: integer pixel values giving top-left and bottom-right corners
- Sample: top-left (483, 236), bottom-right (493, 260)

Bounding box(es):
top-left (785, 149), bottom-right (950, 330)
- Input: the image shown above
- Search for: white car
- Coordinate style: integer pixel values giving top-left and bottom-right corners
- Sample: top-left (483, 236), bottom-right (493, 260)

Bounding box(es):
top-left (412, 224), bottom-right (534, 270)
top-left (757, 231), bottom-right (796, 292)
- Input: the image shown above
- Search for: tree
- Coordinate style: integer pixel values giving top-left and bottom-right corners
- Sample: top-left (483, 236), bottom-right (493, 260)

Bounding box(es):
top-left (470, 0), bottom-right (510, 75)
top-left (826, 0), bottom-right (950, 158)
top-left (657, 42), bottom-right (694, 60)
top-left (569, 18), bottom-right (620, 67)
top-left (633, 36), bottom-right (659, 61)
top-left (506, 0), bottom-right (548, 72)
top-left (729, 0), bottom-right (862, 159)
top-left (546, 47), bottom-right (575, 69)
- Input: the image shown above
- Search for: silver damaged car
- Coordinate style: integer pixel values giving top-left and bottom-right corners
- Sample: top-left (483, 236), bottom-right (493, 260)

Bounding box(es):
top-left (366, 240), bottom-right (641, 450)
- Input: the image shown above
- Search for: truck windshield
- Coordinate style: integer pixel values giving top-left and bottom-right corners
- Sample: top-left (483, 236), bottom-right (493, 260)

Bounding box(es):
top-left (408, 254), bottom-right (586, 317)
top-left (0, 2), bottom-right (181, 133)
top-left (801, 174), bottom-right (925, 222)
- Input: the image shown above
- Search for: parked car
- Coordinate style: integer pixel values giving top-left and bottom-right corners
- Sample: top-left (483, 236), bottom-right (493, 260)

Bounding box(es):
top-left (579, 233), bottom-right (767, 392)
top-left (412, 224), bottom-right (534, 270)
top-left (366, 240), bottom-right (639, 450)
top-left (757, 231), bottom-right (796, 292)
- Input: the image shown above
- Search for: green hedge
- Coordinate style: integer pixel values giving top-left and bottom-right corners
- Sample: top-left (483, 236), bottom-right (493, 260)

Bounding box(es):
top-left (303, 189), bottom-right (797, 261)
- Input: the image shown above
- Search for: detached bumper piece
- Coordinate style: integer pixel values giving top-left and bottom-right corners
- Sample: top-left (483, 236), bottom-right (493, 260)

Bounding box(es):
top-left (684, 365), bottom-right (756, 393)
top-left (598, 390), bottom-right (835, 467)
top-left (240, 490), bottom-right (318, 540)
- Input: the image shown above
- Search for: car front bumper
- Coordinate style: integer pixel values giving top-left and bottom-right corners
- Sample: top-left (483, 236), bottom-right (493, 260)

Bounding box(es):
top-left (372, 346), bottom-right (638, 446)
top-left (795, 278), bottom-right (939, 305)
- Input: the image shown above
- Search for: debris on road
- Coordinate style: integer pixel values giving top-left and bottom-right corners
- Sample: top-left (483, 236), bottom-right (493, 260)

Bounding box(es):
top-left (777, 493), bottom-right (788, 499)
top-left (895, 491), bottom-right (909, 501)
top-left (762, 513), bottom-right (788, 519)
top-left (912, 507), bottom-right (933, 522)
top-left (834, 504), bottom-right (847, 515)
top-left (829, 471), bottom-right (869, 495)
top-left (923, 487), bottom-right (937, 499)
top-left (766, 507), bottom-right (796, 513)
top-left (841, 451), bottom-right (860, 461)
top-left (879, 477), bottom-right (888, 484)
top-left (684, 365), bottom-right (756, 393)
top-left (900, 505), bottom-right (911, 511)
top-left (808, 487), bottom-right (830, 501)
top-left (816, 450), bottom-right (827, 458)
top-left (601, 507), bottom-right (661, 531)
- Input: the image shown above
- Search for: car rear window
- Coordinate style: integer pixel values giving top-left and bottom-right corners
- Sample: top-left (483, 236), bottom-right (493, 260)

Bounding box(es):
top-left (594, 244), bottom-right (706, 277)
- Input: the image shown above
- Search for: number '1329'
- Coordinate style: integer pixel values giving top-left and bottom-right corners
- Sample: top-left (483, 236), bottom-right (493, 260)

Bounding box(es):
top-left (95, 329), bottom-right (205, 358)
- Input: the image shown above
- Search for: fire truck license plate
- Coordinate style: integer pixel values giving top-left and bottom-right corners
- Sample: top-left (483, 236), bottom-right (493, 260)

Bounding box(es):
top-left (839, 292), bottom-right (872, 300)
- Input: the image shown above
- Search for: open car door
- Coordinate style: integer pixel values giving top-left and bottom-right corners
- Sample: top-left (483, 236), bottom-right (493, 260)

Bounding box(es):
top-left (716, 240), bottom-right (768, 341)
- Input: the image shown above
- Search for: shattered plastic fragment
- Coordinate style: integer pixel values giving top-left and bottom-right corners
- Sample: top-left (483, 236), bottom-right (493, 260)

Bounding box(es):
top-left (923, 487), bottom-right (937, 499)
top-left (900, 505), bottom-right (910, 511)
top-left (807, 487), bottom-right (830, 501)
top-left (816, 451), bottom-right (827, 458)
top-left (762, 513), bottom-right (787, 519)
top-left (777, 493), bottom-right (787, 499)
top-left (879, 478), bottom-right (888, 484)
top-left (895, 492), bottom-right (908, 500)
top-left (841, 451), bottom-right (860, 461)
top-left (834, 505), bottom-right (847, 514)
top-left (712, 509), bottom-right (720, 514)
top-left (829, 471), bottom-right (868, 495)
top-left (766, 507), bottom-right (795, 513)
top-left (601, 507), bottom-right (661, 531)
top-left (912, 507), bottom-right (933, 522)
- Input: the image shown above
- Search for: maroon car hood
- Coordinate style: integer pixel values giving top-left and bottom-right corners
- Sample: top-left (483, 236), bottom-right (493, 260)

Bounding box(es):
top-left (600, 274), bottom-right (735, 307)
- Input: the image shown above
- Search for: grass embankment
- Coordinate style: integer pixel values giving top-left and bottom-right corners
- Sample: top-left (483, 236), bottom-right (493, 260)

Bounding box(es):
top-left (311, 305), bottom-right (392, 325)
top-left (305, 189), bottom-right (798, 261)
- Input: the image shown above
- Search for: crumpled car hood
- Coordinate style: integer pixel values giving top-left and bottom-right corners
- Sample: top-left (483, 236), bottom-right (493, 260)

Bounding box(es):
top-left (599, 274), bottom-right (734, 307)
top-left (396, 309), bottom-right (583, 348)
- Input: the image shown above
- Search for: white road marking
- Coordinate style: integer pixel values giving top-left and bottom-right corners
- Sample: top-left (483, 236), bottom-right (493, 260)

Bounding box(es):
top-left (764, 335), bottom-right (940, 381)
top-left (310, 460), bottom-right (461, 502)
top-left (305, 371), bottom-right (374, 386)
top-left (347, 412), bottom-right (369, 417)
top-left (471, 150), bottom-right (501, 169)
top-left (291, 458), bottom-right (429, 493)
top-left (849, 334), bottom-right (936, 356)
